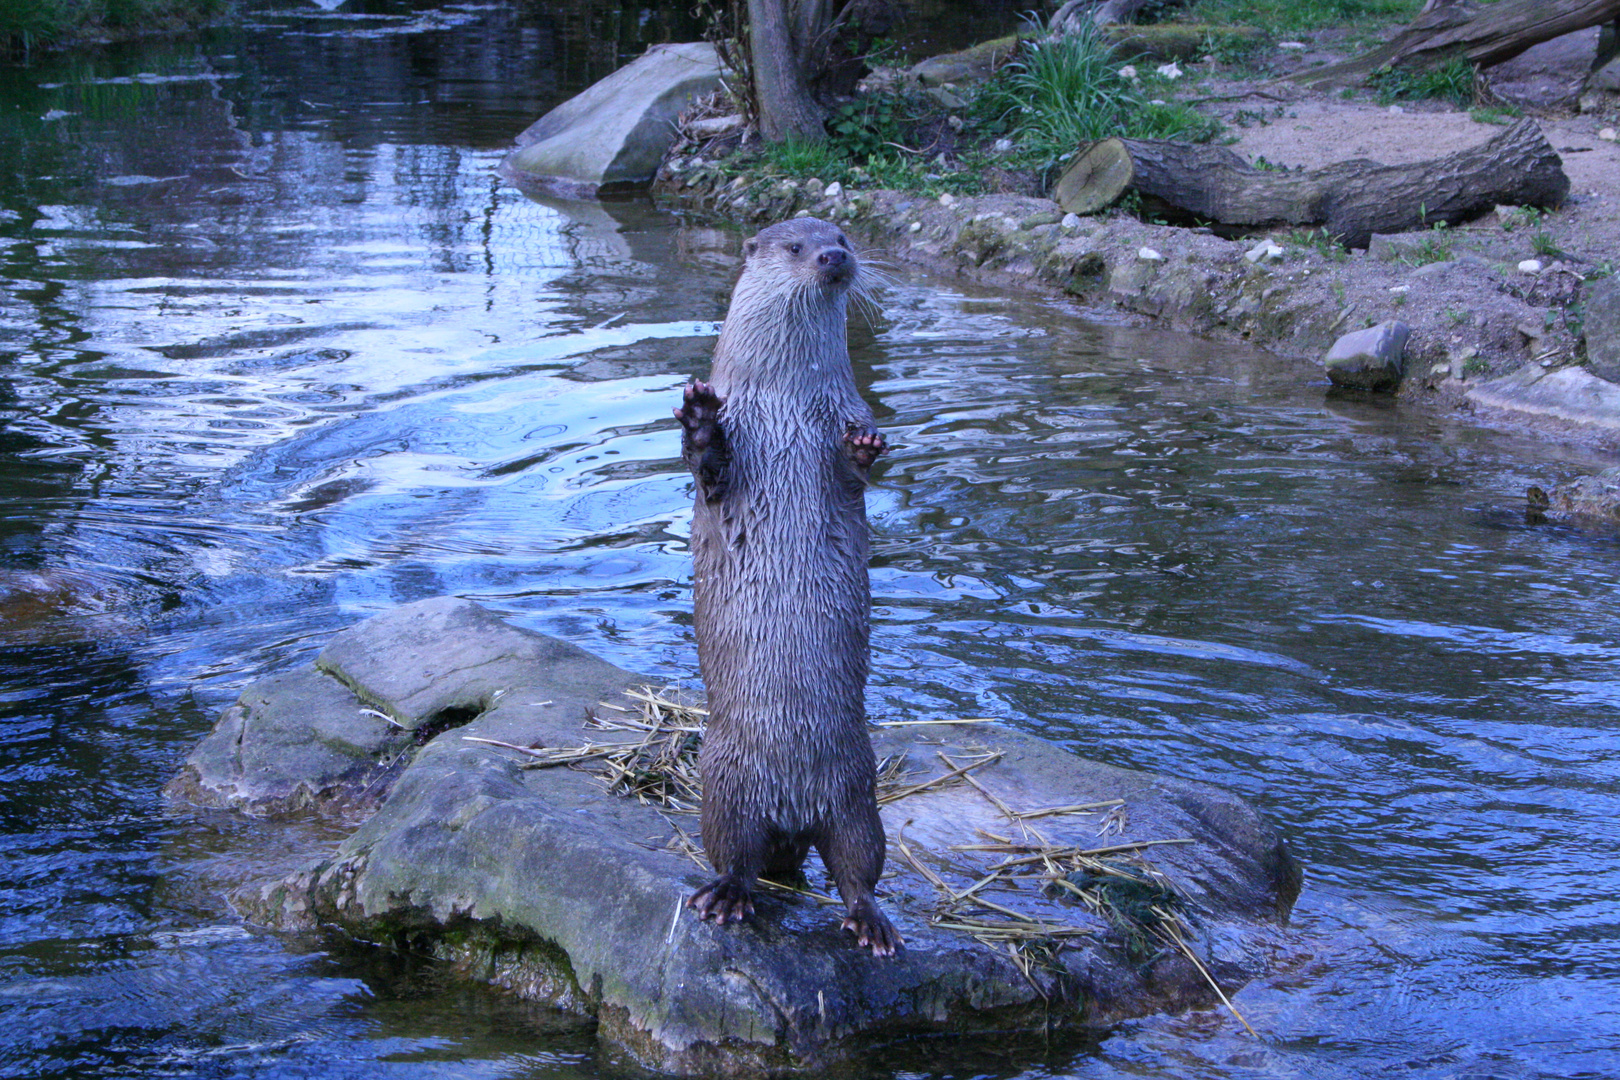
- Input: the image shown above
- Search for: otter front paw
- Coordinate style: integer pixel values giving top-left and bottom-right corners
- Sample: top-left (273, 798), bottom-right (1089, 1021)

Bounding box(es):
top-left (841, 897), bottom-right (902, 957)
top-left (688, 874), bottom-right (755, 923)
top-left (675, 380), bottom-right (730, 501)
top-left (844, 427), bottom-right (887, 470)
top-left (674, 380), bottom-right (724, 446)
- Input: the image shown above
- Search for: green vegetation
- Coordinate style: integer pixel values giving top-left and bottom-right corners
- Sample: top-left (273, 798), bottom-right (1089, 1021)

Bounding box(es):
top-left (974, 23), bottom-right (1218, 165)
top-left (1369, 56), bottom-right (1476, 106)
top-left (1402, 222), bottom-right (1453, 265)
top-left (1, 0), bottom-right (227, 54)
top-left (1469, 104), bottom-right (1522, 125)
top-left (1530, 230), bottom-right (1563, 258)
top-left (1175, 0), bottom-right (1418, 35)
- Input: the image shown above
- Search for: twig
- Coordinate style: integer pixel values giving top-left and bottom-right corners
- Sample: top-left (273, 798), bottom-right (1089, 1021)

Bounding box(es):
top-left (878, 751), bottom-right (1002, 804)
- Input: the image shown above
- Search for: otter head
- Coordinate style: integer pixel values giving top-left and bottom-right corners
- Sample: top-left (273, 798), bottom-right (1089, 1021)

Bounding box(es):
top-left (741, 217), bottom-right (858, 296)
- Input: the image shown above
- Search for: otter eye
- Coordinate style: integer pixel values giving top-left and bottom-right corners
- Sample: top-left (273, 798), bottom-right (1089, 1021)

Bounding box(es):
top-left (788, 243), bottom-right (802, 255)
top-left (837, 234), bottom-right (849, 248)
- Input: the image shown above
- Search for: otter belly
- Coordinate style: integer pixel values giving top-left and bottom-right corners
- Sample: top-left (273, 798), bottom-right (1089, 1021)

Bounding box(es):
top-left (691, 430), bottom-right (872, 832)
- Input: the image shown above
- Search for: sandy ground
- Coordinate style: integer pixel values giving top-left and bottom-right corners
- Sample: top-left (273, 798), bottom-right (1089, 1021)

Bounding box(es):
top-left (1213, 29), bottom-right (1620, 271)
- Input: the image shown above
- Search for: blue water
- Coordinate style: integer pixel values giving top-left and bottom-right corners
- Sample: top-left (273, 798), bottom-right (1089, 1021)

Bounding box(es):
top-left (3, 4), bottom-right (1619, 1078)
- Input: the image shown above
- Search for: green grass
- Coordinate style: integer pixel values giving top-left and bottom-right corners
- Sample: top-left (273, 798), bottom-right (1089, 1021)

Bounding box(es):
top-left (1369, 57), bottom-right (1476, 106)
top-left (1469, 104), bottom-right (1522, 125)
top-left (1177, 0), bottom-right (1418, 34)
top-left (974, 22), bottom-right (1219, 167)
top-left (1, 0), bottom-right (225, 53)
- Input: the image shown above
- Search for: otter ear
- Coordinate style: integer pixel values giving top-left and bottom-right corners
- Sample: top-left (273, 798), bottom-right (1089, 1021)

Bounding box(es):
top-left (743, 239), bottom-right (759, 257)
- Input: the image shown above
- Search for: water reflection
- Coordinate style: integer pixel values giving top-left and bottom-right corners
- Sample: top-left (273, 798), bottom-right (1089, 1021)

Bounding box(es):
top-left (3, 3), bottom-right (1620, 1079)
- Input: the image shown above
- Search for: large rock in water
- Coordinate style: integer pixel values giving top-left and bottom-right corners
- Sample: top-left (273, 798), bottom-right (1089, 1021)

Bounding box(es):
top-left (503, 42), bottom-right (722, 197)
top-left (170, 598), bottom-right (1301, 1076)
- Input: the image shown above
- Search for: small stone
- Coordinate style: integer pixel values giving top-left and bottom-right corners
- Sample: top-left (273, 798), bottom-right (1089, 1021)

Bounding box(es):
top-left (1119, 65), bottom-right (1138, 80)
top-left (823, 181), bottom-right (842, 198)
top-left (1244, 239), bottom-right (1284, 263)
top-left (1389, 284), bottom-right (1410, 293)
top-left (689, 157), bottom-right (706, 170)
top-left (992, 138), bottom-right (1014, 153)
top-left (1323, 320), bottom-right (1410, 392)
top-left (947, 115), bottom-right (964, 131)
top-left (794, 209), bottom-right (812, 218)
top-left (1138, 247), bottom-right (1165, 261)
top-left (1278, 41), bottom-right (1308, 49)
top-left (939, 193), bottom-right (957, 207)
top-left (1061, 212), bottom-right (1081, 230)
top-left (1518, 259), bottom-right (1543, 274)
top-left (1156, 62), bottom-right (1182, 80)
top-left (1429, 361), bottom-right (1451, 378)
top-left (805, 178), bottom-right (824, 198)
top-left (908, 221), bottom-right (922, 233)
top-left (1600, 127), bottom-right (1618, 142)
top-left (1387, 104), bottom-right (1405, 115)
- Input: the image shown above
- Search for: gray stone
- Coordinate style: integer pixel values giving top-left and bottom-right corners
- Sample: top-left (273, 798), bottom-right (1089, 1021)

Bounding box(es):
top-left (503, 42), bottom-right (722, 197)
top-left (164, 666), bottom-right (411, 818)
top-left (1323, 320), bottom-right (1410, 391)
top-left (1466, 362), bottom-right (1620, 430)
top-left (176, 599), bottom-right (1300, 1076)
top-left (1581, 274), bottom-right (1620, 383)
top-left (908, 35), bottom-right (1021, 87)
top-left (1592, 55), bottom-right (1620, 92)
top-left (1542, 467), bottom-right (1620, 524)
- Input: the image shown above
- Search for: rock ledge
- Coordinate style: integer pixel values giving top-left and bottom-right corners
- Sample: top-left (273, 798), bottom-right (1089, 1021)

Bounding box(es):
top-left (171, 598), bottom-right (1301, 1075)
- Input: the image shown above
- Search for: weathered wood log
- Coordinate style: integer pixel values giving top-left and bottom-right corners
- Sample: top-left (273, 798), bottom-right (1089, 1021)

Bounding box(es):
top-left (1055, 118), bottom-right (1569, 248)
top-left (1291, 0), bottom-right (1620, 89)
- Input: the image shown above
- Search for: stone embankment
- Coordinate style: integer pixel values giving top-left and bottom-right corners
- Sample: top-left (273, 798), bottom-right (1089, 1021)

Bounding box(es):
top-left (170, 597), bottom-right (1302, 1076)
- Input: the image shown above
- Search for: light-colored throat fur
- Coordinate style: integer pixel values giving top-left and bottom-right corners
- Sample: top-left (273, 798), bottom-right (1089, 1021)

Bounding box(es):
top-left (710, 266), bottom-right (856, 401)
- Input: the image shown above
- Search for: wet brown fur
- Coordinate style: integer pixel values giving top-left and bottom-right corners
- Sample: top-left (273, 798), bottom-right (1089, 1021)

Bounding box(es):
top-left (674, 217), bottom-right (900, 956)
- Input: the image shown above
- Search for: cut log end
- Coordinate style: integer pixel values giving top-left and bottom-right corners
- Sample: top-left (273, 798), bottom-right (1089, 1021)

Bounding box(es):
top-left (1055, 139), bottom-right (1136, 215)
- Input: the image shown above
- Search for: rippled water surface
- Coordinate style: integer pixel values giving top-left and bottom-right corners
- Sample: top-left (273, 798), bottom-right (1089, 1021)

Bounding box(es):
top-left (4, 5), bottom-right (1620, 1079)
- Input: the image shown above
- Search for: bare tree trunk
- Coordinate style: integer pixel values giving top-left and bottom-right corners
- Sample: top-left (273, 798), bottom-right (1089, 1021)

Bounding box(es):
top-left (749, 0), bottom-right (829, 143)
top-left (1056, 119), bottom-right (1569, 248)
top-left (1292, 0), bottom-right (1620, 88)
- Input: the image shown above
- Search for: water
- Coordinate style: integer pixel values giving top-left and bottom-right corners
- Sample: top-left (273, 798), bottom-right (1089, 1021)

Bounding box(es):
top-left (3, 4), bottom-right (1619, 1078)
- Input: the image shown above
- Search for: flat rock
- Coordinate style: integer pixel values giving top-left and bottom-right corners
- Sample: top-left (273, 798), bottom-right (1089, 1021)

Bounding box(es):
top-left (1323, 320), bottom-right (1409, 391)
top-left (503, 42), bottom-right (722, 197)
top-left (1466, 363), bottom-right (1620, 430)
top-left (908, 35), bottom-right (1021, 87)
top-left (175, 598), bottom-right (1301, 1076)
top-left (164, 665), bottom-right (412, 818)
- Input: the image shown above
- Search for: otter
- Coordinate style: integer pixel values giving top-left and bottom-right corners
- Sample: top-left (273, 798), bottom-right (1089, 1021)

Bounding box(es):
top-left (673, 217), bottom-right (900, 956)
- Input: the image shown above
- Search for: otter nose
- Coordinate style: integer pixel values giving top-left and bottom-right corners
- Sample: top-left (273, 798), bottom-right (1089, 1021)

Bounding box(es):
top-left (818, 247), bottom-right (847, 269)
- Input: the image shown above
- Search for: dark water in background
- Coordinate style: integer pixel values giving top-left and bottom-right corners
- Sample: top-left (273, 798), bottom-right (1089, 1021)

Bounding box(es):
top-left (3, 3), bottom-right (1620, 1078)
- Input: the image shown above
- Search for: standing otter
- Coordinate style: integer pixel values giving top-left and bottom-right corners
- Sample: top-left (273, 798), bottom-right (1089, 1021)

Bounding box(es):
top-left (673, 217), bottom-right (900, 956)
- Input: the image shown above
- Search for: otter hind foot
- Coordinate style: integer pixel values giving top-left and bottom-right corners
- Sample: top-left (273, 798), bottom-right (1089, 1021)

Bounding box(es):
top-left (843, 426), bottom-right (887, 470)
top-left (687, 874), bottom-right (754, 924)
top-left (841, 897), bottom-right (902, 957)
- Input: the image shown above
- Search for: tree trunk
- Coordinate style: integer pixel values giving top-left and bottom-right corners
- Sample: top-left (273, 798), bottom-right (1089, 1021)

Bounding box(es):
top-left (1291, 0), bottom-right (1620, 89)
top-left (1055, 119), bottom-right (1569, 248)
top-left (750, 0), bottom-right (827, 143)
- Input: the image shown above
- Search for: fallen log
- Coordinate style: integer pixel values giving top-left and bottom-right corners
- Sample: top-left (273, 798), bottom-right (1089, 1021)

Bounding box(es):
top-left (1290, 0), bottom-right (1620, 89)
top-left (1054, 117), bottom-right (1568, 248)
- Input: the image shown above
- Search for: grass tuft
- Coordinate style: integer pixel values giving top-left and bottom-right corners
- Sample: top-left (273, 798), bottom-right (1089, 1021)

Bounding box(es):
top-left (1369, 56), bottom-right (1476, 106)
top-left (974, 22), bottom-right (1219, 168)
